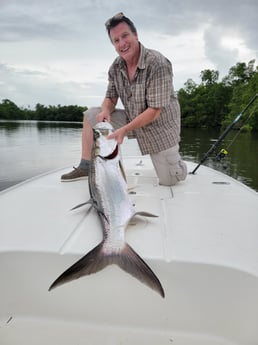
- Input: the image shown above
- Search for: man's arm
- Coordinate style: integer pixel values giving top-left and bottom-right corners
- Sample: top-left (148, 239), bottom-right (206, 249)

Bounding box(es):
top-left (108, 107), bottom-right (162, 144)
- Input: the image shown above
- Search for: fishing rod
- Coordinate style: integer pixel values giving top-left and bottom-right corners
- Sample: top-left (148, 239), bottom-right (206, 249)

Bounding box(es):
top-left (190, 93), bottom-right (258, 175)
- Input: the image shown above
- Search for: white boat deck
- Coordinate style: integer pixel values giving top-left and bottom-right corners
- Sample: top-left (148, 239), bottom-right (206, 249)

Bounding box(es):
top-left (1, 157), bottom-right (258, 345)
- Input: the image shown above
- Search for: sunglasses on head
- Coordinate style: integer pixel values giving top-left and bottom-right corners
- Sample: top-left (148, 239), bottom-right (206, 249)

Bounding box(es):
top-left (105, 12), bottom-right (125, 28)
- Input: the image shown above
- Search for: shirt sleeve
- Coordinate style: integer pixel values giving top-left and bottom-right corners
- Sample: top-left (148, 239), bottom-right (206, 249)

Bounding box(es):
top-left (146, 60), bottom-right (173, 108)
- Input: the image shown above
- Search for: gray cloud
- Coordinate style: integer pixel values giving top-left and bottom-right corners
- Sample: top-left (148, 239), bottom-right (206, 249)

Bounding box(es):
top-left (1, 0), bottom-right (257, 44)
top-left (203, 27), bottom-right (239, 77)
top-left (0, 62), bottom-right (105, 107)
top-left (0, 0), bottom-right (257, 107)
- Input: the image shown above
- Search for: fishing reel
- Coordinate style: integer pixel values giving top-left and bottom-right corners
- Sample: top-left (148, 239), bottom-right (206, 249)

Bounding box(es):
top-left (216, 148), bottom-right (229, 170)
top-left (216, 148), bottom-right (228, 161)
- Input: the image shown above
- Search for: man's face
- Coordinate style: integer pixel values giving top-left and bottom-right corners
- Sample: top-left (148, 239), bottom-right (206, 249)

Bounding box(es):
top-left (109, 22), bottom-right (139, 62)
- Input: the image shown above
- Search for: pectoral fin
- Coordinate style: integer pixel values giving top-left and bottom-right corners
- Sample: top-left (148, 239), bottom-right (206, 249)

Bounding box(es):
top-left (133, 211), bottom-right (158, 218)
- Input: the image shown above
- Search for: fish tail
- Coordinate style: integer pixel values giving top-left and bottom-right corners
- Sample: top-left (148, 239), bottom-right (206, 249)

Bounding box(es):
top-left (48, 241), bottom-right (108, 291)
top-left (49, 241), bottom-right (165, 298)
top-left (117, 243), bottom-right (165, 298)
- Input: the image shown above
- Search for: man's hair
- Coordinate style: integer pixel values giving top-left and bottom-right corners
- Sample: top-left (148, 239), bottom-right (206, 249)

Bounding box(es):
top-left (105, 12), bottom-right (137, 40)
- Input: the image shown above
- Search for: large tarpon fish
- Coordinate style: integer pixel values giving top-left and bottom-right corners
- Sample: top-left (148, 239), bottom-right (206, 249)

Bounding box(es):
top-left (49, 122), bottom-right (165, 298)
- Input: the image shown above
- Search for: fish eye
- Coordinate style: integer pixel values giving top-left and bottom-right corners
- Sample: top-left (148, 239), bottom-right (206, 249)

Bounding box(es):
top-left (93, 129), bottom-right (100, 140)
top-left (100, 129), bottom-right (109, 136)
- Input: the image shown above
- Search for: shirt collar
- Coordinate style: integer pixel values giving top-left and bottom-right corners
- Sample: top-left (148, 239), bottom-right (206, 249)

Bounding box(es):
top-left (137, 42), bottom-right (146, 69)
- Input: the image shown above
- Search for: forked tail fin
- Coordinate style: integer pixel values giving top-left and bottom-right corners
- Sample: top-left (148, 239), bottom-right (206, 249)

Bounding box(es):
top-left (118, 242), bottom-right (165, 298)
top-left (49, 241), bottom-right (165, 298)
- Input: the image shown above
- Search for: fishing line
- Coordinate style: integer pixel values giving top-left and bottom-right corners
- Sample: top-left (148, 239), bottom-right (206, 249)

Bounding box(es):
top-left (216, 100), bottom-right (258, 162)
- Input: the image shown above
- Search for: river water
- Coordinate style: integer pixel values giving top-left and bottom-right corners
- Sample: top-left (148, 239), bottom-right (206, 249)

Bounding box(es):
top-left (0, 120), bottom-right (257, 192)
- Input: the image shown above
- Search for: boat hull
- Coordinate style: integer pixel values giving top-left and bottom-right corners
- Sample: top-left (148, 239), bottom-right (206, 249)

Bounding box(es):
top-left (1, 158), bottom-right (258, 344)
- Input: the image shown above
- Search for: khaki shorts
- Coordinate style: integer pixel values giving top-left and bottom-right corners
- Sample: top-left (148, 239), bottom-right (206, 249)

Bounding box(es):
top-left (84, 107), bottom-right (187, 186)
top-left (83, 107), bottom-right (128, 129)
top-left (150, 145), bottom-right (187, 186)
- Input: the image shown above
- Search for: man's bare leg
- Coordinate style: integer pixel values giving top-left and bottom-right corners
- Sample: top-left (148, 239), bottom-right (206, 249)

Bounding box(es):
top-left (60, 113), bottom-right (95, 181)
top-left (81, 117), bottom-right (93, 161)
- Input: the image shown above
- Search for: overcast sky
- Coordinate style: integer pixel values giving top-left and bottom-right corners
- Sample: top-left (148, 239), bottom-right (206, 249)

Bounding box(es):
top-left (0, 0), bottom-right (257, 109)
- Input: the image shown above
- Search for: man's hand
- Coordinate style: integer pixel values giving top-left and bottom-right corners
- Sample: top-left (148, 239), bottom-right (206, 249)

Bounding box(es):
top-left (96, 111), bottom-right (111, 123)
top-left (108, 126), bottom-right (127, 144)
top-left (96, 97), bottom-right (117, 123)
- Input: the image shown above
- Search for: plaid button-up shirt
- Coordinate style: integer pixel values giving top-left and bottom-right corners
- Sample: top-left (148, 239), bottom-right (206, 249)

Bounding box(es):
top-left (105, 43), bottom-right (181, 155)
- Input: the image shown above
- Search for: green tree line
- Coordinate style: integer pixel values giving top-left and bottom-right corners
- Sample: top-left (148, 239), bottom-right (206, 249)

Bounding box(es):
top-left (178, 59), bottom-right (258, 131)
top-left (0, 60), bottom-right (257, 130)
top-left (0, 102), bottom-right (87, 122)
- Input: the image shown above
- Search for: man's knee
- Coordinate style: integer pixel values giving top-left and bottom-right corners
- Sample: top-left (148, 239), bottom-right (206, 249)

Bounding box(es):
top-left (158, 159), bottom-right (187, 186)
top-left (168, 159), bottom-right (187, 185)
top-left (83, 107), bottom-right (101, 127)
top-left (151, 146), bottom-right (187, 186)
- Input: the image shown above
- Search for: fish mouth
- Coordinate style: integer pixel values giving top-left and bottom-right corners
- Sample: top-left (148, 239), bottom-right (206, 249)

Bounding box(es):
top-left (93, 122), bottom-right (118, 159)
top-left (102, 144), bottom-right (119, 160)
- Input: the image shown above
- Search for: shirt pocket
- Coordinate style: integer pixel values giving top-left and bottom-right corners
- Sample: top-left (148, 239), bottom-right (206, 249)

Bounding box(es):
top-left (133, 84), bottom-right (146, 104)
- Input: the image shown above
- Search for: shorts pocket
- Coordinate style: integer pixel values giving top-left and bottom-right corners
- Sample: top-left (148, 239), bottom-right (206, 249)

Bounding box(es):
top-left (169, 160), bottom-right (187, 182)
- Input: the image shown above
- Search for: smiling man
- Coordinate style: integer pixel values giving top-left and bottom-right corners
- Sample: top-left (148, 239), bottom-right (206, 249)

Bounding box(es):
top-left (61, 12), bottom-right (187, 186)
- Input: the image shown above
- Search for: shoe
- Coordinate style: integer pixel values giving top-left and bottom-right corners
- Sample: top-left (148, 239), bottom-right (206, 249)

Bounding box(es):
top-left (61, 166), bottom-right (88, 182)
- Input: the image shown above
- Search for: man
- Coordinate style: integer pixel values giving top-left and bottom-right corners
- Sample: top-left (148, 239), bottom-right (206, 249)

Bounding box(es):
top-left (61, 12), bottom-right (187, 186)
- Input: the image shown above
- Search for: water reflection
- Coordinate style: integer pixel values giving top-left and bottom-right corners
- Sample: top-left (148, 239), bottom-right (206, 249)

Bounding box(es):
top-left (0, 121), bottom-right (257, 192)
top-left (0, 120), bottom-right (82, 190)
top-left (36, 121), bottom-right (83, 130)
top-left (0, 121), bottom-right (21, 131)
top-left (0, 120), bottom-right (83, 131)
top-left (181, 127), bottom-right (258, 190)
